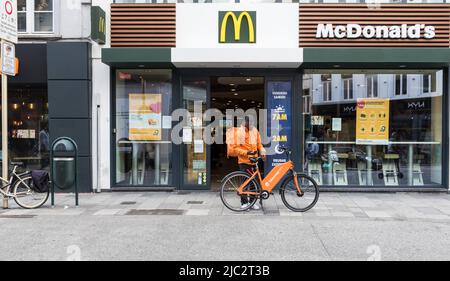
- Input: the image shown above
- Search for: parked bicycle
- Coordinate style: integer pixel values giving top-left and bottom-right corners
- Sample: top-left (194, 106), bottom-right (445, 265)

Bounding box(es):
top-left (0, 162), bottom-right (49, 209)
top-left (220, 146), bottom-right (319, 212)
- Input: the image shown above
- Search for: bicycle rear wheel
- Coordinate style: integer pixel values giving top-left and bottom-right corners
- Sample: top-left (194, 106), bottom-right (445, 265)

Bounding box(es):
top-left (220, 171), bottom-right (259, 212)
top-left (280, 174), bottom-right (319, 212)
top-left (13, 175), bottom-right (49, 209)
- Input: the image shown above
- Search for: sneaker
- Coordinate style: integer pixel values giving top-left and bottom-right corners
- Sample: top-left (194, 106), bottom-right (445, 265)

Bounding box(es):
top-left (251, 203), bottom-right (261, 210)
top-left (241, 203), bottom-right (250, 210)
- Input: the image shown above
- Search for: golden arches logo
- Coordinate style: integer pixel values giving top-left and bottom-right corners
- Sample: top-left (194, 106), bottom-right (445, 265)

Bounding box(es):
top-left (219, 11), bottom-right (256, 43)
top-left (99, 17), bottom-right (105, 33)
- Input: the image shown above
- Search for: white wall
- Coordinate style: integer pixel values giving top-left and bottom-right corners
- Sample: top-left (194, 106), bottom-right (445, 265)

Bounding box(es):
top-left (176, 3), bottom-right (299, 49)
top-left (173, 3), bottom-right (302, 68)
top-left (58, 0), bottom-right (91, 39)
top-left (91, 0), bottom-right (112, 191)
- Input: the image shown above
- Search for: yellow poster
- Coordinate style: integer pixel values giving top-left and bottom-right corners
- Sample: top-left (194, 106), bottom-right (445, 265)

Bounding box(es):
top-left (356, 98), bottom-right (389, 145)
top-left (129, 94), bottom-right (162, 141)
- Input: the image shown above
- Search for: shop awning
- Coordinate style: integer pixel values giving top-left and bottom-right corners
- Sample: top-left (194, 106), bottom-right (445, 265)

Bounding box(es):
top-left (302, 48), bottom-right (450, 69)
top-left (101, 48), bottom-right (173, 68)
top-left (102, 47), bottom-right (450, 69)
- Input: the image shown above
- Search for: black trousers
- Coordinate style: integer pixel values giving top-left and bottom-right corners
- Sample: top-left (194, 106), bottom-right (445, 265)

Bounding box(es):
top-left (239, 164), bottom-right (256, 205)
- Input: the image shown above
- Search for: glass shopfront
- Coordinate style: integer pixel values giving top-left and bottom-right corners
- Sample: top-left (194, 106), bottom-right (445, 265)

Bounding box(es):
top-left (0, 86), bottom-right (49, 173)
top-left (114, 69), bottom-right (173, 187)
top-left (182, 80), bottom-right (208, 187)
top-left (302, 69), bottom-right (444, 188)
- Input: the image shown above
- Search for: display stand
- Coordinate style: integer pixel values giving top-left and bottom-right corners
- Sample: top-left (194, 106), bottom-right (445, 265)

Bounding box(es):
top-left (382, 154), bottom-right (400, 186)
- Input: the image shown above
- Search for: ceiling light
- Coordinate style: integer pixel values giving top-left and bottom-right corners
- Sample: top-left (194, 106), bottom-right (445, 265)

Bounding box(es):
top-left (231, 89), bottom-right (236, 92)
top-left (246, 78), bottom-right (252, 82)
top-left (234, 93), bottom-right (238, 96)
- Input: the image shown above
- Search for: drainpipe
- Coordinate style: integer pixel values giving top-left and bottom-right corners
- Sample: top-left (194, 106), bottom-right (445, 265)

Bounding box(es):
top-left (96, 100), bottom-right (101, 193)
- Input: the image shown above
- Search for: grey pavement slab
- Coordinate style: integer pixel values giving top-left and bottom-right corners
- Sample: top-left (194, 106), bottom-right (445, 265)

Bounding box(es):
top-left (0, 191), bottom-right (449, 260)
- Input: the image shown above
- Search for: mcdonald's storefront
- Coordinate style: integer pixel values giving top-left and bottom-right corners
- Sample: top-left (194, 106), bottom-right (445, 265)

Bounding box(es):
top-left (100, 2), bottom-right (450, 192)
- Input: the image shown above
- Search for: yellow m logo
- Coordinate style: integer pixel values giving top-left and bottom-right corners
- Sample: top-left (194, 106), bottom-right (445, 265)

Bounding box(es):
top-left (99, 17), bottom-right (105, 33)
top-left (219, 11), bottom-right (256, 43)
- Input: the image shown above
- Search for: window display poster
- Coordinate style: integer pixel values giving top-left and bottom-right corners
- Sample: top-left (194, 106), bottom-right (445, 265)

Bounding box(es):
top-left (129, 94), bottom-right (162, 141)
top-left (311, 115), bottom-right (324, 126)
top-left (162, 115), bottom-right (172, 129)
top-left (332, 118), bottom-right (342, 132)
top-left (266, 81), bottom-right (292, 173)
top-left (356, 98), bottom-right (390, 145)
top-left (194, 140), bottom-right (204, 154)
top-left (183, 127), bottom-right (193, 143)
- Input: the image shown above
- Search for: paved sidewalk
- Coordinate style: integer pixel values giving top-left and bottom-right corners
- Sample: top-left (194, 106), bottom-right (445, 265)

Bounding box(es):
top-left (2, 191), bottom-right (450, 222)
top-left (1, 191), bottom-right (450, 260)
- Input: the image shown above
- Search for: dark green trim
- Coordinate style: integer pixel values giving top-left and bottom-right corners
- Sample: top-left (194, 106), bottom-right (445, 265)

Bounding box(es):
top-left (91, 6), bottom-right (106, 45)
top-left (303, 48), bottom-right (450, 68)
top-left (101, 48), bottom-right (172, 68)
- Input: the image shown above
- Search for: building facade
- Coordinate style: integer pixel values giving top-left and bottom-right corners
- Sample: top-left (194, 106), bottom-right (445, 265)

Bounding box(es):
top-left (91, 0), bottom-right (450, 192)
top-left (7, 0), bottom-right (450, 193)
top-left (2, 0), bottom-right (108, 192)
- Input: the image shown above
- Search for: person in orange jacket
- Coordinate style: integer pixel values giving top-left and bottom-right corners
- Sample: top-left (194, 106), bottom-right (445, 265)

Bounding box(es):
top-left (231, 116), bottom-right (266, 210)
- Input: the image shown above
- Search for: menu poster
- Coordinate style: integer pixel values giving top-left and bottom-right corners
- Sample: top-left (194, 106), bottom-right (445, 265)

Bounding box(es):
top-left (266, 81), bottom-right (292, 173)
top-left (356, 98), bottom-right (390, 145)
top-left (129, 94), bottom-right (162, 141)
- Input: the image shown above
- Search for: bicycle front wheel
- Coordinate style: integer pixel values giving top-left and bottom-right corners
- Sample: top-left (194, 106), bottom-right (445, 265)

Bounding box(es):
top-left (280, 174), bottom-right (319, 212)
top-left (220, 171), bottom-right (259, 212)
top-left (13, 175), bottom-right (49, 209)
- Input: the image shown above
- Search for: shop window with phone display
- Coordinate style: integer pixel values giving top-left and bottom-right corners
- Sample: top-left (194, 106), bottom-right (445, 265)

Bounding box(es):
top-left (114, 69), bottom-right (172, 187)
top-left (303, 69), bottom-right (443, 188)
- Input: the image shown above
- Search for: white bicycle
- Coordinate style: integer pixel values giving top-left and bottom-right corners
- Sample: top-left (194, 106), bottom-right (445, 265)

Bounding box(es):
top-left (0, 162), bottom-right (49, 209)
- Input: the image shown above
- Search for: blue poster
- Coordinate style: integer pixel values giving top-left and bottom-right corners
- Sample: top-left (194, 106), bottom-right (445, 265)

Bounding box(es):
top-left (266, 81), bottom-right (292, 174)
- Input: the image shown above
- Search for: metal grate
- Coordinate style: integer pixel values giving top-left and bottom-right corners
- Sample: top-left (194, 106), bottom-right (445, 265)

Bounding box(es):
top-left (187, 201), bottom-right (204, 205)
top-left (121, 201), bottom-right (137, 205)
top-left (125, 209), bottom-right (185, 216)
top-left (0, 215), bottom-right (35, 219)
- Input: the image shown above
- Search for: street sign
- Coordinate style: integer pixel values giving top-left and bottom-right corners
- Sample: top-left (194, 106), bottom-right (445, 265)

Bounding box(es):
top-left (1, 41), bottom-right (15, 76)
top-left (0, 0), bottom-right (18, 44)
top-left (91, 6), bottom-right (106, 45)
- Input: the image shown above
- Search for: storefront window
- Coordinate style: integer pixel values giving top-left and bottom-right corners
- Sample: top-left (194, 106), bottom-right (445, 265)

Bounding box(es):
top-left (183, 81), bottom-right (208, 186)
top-left (303, 69), bottom-right (443, 188)
top-left (0, 86), bottom-right (49, 173)
top-left (115, 69), bottom-right (172, 187)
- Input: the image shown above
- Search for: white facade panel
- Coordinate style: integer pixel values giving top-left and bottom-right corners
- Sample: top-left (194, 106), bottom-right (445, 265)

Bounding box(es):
top-left (172, 48), bottom-right (303, 68)
top-left (176, 3), bottom-right (299, 49)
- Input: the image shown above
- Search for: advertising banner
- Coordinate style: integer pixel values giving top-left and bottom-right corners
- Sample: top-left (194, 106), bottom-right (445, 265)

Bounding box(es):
top-left (129, 94), bottom-right (162, 141)
top-left (266, 81), bottom-right (292, 173)
top-left (356, 98), bottom-right (390, 145)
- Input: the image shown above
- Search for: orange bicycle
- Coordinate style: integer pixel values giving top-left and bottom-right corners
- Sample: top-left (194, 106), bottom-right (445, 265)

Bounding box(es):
top-left (220, 146), bottom-right (319, 212)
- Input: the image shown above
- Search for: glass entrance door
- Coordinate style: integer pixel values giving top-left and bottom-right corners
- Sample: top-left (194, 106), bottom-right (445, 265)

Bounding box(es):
top-left (113, 69), bottom-right (174, 188)
top-left (181, 79), bottom-right (210, 189)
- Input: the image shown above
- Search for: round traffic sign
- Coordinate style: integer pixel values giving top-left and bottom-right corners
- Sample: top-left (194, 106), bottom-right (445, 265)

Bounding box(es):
top-left (5, 1), bottom-right (13, 15)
